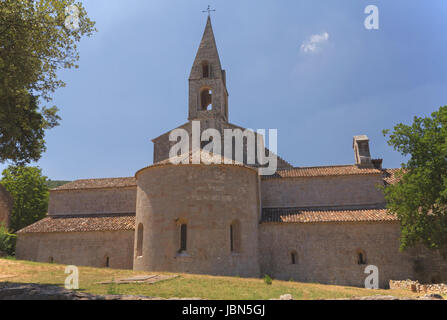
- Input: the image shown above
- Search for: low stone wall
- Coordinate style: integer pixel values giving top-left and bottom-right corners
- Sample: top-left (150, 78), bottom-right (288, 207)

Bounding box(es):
top-left (390, 279), bottom-right (447, 295)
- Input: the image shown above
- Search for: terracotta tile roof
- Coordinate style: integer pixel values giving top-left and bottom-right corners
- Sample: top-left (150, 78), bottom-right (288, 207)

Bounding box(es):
top-left (52, 177), bottom-right (137, 191)
top-left (17, 213), bottom-right (135, 233)
top-left (262, 165), bottom-right (382, 180)
top-left (136, 150), bottom-right (258, 176)
top-left (261, 207), bottom-right (398, 223)
top-left (382, 168), bottom-right (404, 185)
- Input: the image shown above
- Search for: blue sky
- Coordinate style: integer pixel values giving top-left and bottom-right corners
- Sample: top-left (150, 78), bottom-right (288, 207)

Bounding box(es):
top-left (2, 0), bottom-right (447, 180)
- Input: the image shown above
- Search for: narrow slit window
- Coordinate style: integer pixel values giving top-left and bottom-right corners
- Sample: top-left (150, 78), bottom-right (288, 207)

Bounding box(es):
top-left (230, 220), bottom-right (240, 253)
top-left (180, 224), bottom-right (187, 252)
top-left (357, 250), bottom-right (367, 265)
top-left (136, 223), bottom-right (144, 257)
top-left (291, 251), bottom-right (298, 265)
top-left (202, 61), bottom-right (210, 78)
top-left (230, 224), bottom-right (234, 252)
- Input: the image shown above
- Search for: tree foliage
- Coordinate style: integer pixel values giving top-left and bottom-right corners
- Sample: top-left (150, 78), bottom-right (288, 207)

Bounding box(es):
top-left (46, 179), bottom-right (70, 189)
top-left (0, 165), bottom-right (49, 233)
top-left (0, 224), bottom-right (16, 256)
top-left (0, 0), bottom-right (96, 164)
top-left (383, 106), bottom-right (447, 253)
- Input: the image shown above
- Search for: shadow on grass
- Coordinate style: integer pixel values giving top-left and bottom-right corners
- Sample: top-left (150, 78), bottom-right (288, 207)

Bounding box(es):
top-left (0, 281), bottom-right (94, 300)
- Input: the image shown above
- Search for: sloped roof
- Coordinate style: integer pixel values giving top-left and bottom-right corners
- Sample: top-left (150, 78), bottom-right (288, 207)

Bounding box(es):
top-left (52, 177), bottom-right (137, 191)
top-left (189, 15), bottom-right (223, 80)
top-left (136, 149), bottom-right (256, 177)
top-left (51, 166), bottom-right (402, 191)
top-left (17, 213), bottom-right (135, 234)
top-left (261, 207), bottom-right (398, 223)
top-left (382, 168), bottom-right (404, 185)
top-left (262, 165), bottom-right (382, 180)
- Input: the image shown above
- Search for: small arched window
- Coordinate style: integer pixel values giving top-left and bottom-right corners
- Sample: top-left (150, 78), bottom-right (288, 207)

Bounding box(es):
top-left (230, 220), bottom-right (241, 253)
top-left (136, 223), bottom-right (144, 257)
top-left (357, 250), bottom-right (367, 265)
top-left (202, 61), bottom-right (210, 78)
top-left (291, 251), bottom-right (298, 265)
top-left (105, 256), bottom-right (110, 268)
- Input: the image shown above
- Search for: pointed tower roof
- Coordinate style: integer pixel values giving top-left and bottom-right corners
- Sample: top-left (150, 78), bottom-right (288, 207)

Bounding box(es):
top-left (189, 16), bottom-right (223, 80)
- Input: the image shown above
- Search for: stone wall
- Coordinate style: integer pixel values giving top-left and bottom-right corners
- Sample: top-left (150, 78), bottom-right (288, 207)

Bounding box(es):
top-left (134, 164), bottom-right (260, 277)
top-left (389, 280), bottom-right (447, 294)
top-left (261, 174), bottom-right (385, 209)
top-left (0, 185), bottom-right (12, 228)
top-left (48, 187), bottom-right (136, 216)
top-left (16, 230), bottom-right (134, 269)
top-left (258, 221), bottom-right (447, 288)
top-left (153, 120), bottom-right (228, 164)
top-left (152, 121), bottom-right (292, 169)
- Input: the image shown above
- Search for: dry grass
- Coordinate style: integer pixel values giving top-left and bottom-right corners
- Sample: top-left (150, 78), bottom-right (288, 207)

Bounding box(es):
top-left (0, 258), bottom-right (419, 300)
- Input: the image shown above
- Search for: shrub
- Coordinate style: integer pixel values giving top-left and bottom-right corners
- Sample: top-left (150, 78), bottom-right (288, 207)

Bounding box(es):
top-left (263, 274), bottom-right (272, 285)
top-left (107, 278), bottom-right (119, 295)
top-left (0, 225), bottom-right (17, 256)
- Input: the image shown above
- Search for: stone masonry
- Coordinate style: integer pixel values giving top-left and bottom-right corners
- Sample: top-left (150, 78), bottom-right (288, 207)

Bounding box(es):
top-left (14, 16), bottom-right (447, 288)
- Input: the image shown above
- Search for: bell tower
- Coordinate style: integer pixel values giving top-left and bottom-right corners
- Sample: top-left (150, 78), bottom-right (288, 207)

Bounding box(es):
top-left (188, 16), bottom-right (229, 122)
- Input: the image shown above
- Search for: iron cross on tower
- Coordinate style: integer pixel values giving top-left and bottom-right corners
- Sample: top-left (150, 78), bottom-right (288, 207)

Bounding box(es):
top-left (202, 5), bottom-right (216, 16)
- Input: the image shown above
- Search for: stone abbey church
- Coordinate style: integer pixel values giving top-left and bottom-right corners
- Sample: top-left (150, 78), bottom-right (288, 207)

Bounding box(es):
top-left (15, 17), bottom-right (446, 288)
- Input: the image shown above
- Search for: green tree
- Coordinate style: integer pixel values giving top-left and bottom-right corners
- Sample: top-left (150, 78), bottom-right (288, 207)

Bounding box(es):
top-left (383, 106), bottom-right (447, 254)
top-left (46, 179), bottom-right (70, 189)
top-left (0, 165), bottom-right (49, 232)
top-left (0, 224), bottom-right (16, 256)
top-left (0, 0), bottom-right (96, 164)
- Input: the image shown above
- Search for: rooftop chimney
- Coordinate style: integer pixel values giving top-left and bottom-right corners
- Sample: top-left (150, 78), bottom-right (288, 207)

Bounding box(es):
top-left (353, 135), bottom-right (373, 168)
top-left (371, 158), bottom-right (383, 170)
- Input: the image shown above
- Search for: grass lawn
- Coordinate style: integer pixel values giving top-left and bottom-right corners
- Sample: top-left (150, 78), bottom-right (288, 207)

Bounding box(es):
top-left (0, 258), bottom-right (420, 300)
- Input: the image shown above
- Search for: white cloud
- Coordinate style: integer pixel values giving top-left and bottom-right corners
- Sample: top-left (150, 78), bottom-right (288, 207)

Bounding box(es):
top-left (300, 32), bottom-right (329, 53)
